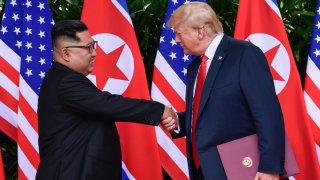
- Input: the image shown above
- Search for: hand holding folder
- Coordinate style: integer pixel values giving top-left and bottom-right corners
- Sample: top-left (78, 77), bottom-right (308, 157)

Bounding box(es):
top-left (217, 134), bottom-right (299, 180)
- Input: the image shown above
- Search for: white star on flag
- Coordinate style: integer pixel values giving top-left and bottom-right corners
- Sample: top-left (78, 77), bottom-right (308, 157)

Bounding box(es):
top-left (314, 48), bottom-right (320, 57)
top-left (170, 38), bottom-right (177, 46)
top-left (38, 16), bottom-right (45, 24)
top-left (169, 51), bottom-right (177, 60)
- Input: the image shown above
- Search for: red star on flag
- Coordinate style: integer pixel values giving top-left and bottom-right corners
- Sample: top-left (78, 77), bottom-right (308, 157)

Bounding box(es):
top-left (92, 44), bottom-right (128, 89)
top-left (264, 44), bottom-right (285, 81)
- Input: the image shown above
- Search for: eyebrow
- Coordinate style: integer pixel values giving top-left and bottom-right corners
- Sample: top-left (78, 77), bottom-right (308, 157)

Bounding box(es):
top-left (78, 39), bottom-right (94, 45)
top-left (84, 41), bottom-right (95, 45)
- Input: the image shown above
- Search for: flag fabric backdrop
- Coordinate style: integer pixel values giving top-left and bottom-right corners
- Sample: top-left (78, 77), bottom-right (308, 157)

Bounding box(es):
top-left (304, 0), bottom-right (320, 161)
top-left (234, 0), bottom-right (320, 179)
top-left (0, 0), bottom-right (54, 179)
top-left (81, 0), bottom-right (162, 179)
top-left (0, 148), bottom-right (5, 180)
top-left (151, 0), bottom-right (204, 179)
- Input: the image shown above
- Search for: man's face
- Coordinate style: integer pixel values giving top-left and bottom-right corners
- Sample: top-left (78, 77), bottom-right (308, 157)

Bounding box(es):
top-left (174, 23), bottom-right (199, 55)
top-left (62, 31), bottom-right (97, 76)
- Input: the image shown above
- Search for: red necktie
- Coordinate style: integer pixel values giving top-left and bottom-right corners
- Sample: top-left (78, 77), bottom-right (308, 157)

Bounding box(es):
top-left (192, 55), bottom-right (208, 168)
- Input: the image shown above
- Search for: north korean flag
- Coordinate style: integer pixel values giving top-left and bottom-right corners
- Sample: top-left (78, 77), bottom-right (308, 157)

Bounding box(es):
top-left (81, 0), bottom-right (163, 179)
top-left (234, 0), bottom-right (320, 179)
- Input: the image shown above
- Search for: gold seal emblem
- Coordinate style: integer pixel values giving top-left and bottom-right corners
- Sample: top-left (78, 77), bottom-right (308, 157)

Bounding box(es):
top-left (242, 157), bottom-right (253, 168)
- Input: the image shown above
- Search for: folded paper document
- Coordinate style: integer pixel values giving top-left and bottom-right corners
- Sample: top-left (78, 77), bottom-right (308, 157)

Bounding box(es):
top-left (217, 134), bottom-right (299, 180)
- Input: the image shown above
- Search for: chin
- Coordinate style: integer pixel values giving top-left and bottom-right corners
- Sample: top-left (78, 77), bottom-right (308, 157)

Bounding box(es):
top-left (87, 66), bottom-right (93, 71)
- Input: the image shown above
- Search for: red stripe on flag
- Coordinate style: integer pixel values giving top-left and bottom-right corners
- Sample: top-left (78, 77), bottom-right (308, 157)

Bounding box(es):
top-left (309, 116), bottom-right (320, 145)
top-left (0, 56), bottom-right (19, 86)
top-left (158, 146), bottom-right (188, 180)
top-left (305, 74), bottom-right (320, 145)
top-left (0, 86), bottom-right (18, 141)
top-left (159, 126), bottom-right (187, 155)
top-left (0, 117), bottom-right (17, 141)
top-left (0, 148), bottom-right (5, 180)
top-left (19, 94), bottom-right (38, 133)
top-left (153, 67), bottom-right (185, 112)
top-left (305, 75), bottom-right (320, 109)
top-left (17, 128), bottom-right (39, 169)
top-left (0, 87), bottom-right (18, 112)
top-left (18, 166), bottom-right (28, 180)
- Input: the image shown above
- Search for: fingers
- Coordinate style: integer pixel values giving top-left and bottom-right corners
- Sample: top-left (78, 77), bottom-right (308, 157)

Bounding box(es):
top-left (161, 105), bottom-right (179, 132)
top-left (161, 117), bottom-right (177, 132)
top-left (161, 117), bottom-right (174, 128)
top-left (254, 172), bottom-right (280, 180)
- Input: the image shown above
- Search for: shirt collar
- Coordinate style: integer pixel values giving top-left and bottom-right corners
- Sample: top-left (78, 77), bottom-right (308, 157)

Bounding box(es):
top-left (204, 32), bottom-right (224, 60)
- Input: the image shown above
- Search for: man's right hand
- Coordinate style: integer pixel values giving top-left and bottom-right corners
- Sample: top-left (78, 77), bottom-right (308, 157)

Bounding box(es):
top-left (161, 105), bottom-right (179, 132)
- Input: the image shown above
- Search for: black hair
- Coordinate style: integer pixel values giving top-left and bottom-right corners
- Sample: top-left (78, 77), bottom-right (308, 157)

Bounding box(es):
top-left (51, 20), bottom-right (88, 48)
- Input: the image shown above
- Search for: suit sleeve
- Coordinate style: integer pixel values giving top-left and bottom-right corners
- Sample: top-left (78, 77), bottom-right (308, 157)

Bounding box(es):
top-left (239, 44), bottom-right (285, 174)
top-left (171, 112), bottom-right (186, 139)
top-left (57, 73), bottom-right (164, 126)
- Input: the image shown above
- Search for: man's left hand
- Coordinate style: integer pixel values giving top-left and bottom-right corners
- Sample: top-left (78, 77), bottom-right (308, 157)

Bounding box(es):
top-left (254, 172), bottom-right (280, 180)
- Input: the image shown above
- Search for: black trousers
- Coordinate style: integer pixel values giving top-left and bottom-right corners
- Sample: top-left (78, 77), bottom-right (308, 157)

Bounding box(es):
top-left (193, 166), bottom-right (204, 180)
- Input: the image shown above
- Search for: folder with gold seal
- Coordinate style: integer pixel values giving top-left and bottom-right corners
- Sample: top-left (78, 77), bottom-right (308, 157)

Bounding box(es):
top-left (217, 134), bottom-right (299, 180)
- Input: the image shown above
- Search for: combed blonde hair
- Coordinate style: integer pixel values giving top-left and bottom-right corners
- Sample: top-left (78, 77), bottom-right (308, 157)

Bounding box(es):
top-left (167, 2), bottom-right (223, 37)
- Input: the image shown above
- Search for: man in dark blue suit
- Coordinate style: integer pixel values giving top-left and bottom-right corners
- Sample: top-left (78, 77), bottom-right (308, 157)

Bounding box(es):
top-left (162, 2), bottom-right (286, 180)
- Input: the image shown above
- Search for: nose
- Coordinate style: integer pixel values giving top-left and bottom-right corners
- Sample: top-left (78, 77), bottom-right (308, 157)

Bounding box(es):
top-left (91, 48), bottom-right (97, 57)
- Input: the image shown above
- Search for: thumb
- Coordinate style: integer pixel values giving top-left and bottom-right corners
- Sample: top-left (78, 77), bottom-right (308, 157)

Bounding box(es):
top-left (254, 173), bottom-right (260, 180)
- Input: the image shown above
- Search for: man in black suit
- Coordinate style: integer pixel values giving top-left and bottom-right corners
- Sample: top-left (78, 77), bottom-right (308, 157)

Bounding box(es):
top-left (36, 20), bottom-right (177, 180)
top-left (161, 2), bottom-right (286, 180)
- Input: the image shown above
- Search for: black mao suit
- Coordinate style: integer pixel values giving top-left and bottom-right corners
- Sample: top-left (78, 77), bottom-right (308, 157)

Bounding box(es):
top-left (173, 35), bottom-right (286, 179)
top-left (36, 62), bottom-right (164, 180)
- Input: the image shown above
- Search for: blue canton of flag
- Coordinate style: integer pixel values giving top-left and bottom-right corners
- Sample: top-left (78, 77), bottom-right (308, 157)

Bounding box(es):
top-left (0, 0), bottom-right (54, 93)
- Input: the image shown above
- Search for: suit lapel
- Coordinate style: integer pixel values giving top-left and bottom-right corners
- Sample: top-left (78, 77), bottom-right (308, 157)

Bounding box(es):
top-left (198, 35), bottom-right (229, 118)
top-left (185, 57), bottom-right (201, 133)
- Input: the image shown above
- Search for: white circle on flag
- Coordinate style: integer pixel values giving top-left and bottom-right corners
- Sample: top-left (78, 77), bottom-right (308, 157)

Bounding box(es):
top-left (245, 33), bottom-right (290, 94)
top-left (87, 33), bottom-right (134, 95)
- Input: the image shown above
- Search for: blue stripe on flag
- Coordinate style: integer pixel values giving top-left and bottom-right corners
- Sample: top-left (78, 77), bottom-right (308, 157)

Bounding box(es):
top-left (270, 0), bottom-right (279, 7)
top-left (117, 0), bottom-right (130, 14)
top-left (122, 169), bottom-right (130, 180)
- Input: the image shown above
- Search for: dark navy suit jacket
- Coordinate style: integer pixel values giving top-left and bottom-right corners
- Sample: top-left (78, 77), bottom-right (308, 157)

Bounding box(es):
top-left (173, 35), bottom-right (286, 179)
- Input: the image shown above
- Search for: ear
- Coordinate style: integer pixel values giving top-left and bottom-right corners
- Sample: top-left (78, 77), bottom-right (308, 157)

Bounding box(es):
top-left (197, 27), bottom-right (205, 40)
top-left (61, 48), bottom-right (71, 62)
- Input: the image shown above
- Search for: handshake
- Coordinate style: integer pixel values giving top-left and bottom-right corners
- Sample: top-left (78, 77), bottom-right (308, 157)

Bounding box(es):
top-left (161, 105), bottom-right (179, 132)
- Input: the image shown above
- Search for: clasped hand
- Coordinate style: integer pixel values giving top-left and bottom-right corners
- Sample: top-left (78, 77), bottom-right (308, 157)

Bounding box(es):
top-left (160, 105), bottom-right (179, 132)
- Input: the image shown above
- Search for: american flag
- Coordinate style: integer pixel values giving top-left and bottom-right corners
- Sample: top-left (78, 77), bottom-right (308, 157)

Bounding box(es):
top-left (0, 0), bottom-right (54, 179)
top-left (151, 0), bottom-right (204, 179)
top-left (304, 0), bottom-right (320, 161)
